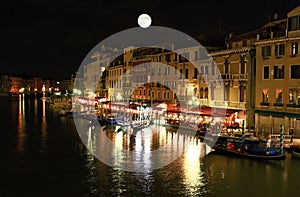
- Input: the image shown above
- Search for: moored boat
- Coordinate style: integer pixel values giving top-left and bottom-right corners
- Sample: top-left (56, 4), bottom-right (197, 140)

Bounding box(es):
top-left (291, 150), bottom-right (300, 159)
top-left (212, 143), bottom-right (286, 160)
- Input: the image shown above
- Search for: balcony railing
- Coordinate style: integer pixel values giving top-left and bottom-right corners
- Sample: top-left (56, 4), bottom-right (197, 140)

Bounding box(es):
top-left (210, 100), bottom-right (246, 109)
top-left (198, 98), bottom-right (208, 106)
top-left (232, 74), bottom-right (247, 80)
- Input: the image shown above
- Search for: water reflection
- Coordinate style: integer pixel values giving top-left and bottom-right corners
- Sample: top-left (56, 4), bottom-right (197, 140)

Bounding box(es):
top-left (17, 94), bottom-right (26, 153)
top-left (40, 97), bottom-right (47, 153)
top-left (4, 96), bottom-right (300, 196)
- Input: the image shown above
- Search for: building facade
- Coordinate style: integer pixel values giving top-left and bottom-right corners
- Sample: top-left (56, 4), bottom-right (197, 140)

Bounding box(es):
top-left (255, 6), bottom-right (300, 135)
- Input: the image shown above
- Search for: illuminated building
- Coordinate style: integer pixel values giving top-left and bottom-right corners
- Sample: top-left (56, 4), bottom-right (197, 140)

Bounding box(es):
top-left (255, 6), bottom-right (300, 135)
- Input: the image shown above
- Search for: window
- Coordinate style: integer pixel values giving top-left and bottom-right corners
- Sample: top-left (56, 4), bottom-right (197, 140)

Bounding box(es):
top-left (165, 54), bottom-right (170, 62)
top-left (205, 66), bottom-right (209, 75)
top-left (164, 80), bottom-right (168, 87)
top-left (240, 56), bottom-right (246, 74)
top-left (224, 86), bottom-right (229, 101)
top-left (291, 42), bottom-right (299, 55)
top-left (275, 89), bottom-right (283, 105)
top-left (289, 90), bottom-right (300, 106)
top-left (164, 67), bottom-right (167, 75)
top-left (240, 86), bottom-right (245, 102)
top-left (291, 65), bottom-right (300, 79)
top-left (163, 92), bottom-right (166, 99)
top-left (179, 69), bottom-right (183, 79)
top-left (172, 81), bottom-right (176, 89)
top-left (200, 66), bottom-right (204, 75)
top-left (152, 91), bottom-right (154, 98)
top-left (263, 66), bottom-right (269, 79)
top-left (174, 66), bottom-right (177, 74)
top-left (275, 43), bottom-right (285, 56)
top-left (148, 89), bottom-right (150, 97)
top-left (185, 68), bottom-right (189, 79)
top-left (224, 58), bottom-right (229, 74)
top-left (262, 45), bottom-right (271, 58)
top-left (184, 52), bottom-right (189, 60)
top-left (174, 53), bottom-right (177, 61)
top-left (167, 92), bottom-right (170, 99)
top-left (274, 66), bottom-right (284, 79)
top-left (157, 81), bottom-right (161, 87)
top-left (288, 16), bottom-right (300, 31)
top-left (158, 68), bottom-right (161, 75)
top-left (151, 69), bottom-right (155, 75)
top-left (261, 89), bottom-right (269, 105)
top-left (195, 51), bottom-right (199, 60)
top-left (194, 68), bottom-right (198, 79)
top-left (211, 63), bottom-right (215, 75)
top-left (157, 91), bottom-right (161, 99)
top-left (200, 88), bottom-right (203, 98)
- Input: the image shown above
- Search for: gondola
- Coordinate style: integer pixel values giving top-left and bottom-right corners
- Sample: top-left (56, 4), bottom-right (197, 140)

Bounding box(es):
top-left (212, 144), bottom-right (286, 160)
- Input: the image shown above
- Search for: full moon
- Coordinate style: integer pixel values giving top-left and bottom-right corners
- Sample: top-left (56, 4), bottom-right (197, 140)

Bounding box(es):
top-left (138, 14), bottom-right (152, 28)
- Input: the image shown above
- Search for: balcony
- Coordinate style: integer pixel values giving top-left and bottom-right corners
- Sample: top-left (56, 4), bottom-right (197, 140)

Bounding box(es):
top-left (198, 98), bottom-right (208, 106)
top-left (201, 75), bottom-right (216, 81)
top-left (219, 74), bottom-right (232, 81)
top-left (232, 74), bottom-right (247, 80)
top-left (210, 100), bottom-right (245, 109)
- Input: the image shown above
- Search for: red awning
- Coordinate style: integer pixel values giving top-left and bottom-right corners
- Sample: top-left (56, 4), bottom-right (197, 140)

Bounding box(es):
top-left (167, 105), bottom-right (241, 117)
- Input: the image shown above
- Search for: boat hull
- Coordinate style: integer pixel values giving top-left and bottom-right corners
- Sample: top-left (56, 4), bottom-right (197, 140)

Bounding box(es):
top-left (291, 150), bottom-right (300, 159)
top-left (212, 145), bottom-right (286, 160)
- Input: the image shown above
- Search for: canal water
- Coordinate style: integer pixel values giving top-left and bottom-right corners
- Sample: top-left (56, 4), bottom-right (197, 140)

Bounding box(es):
top-left (0, 95), bottom-right (300, 196)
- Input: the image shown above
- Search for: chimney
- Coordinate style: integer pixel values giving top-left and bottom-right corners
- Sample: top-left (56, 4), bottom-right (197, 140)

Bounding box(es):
top-left (274, 13), bottom-right (278, 20)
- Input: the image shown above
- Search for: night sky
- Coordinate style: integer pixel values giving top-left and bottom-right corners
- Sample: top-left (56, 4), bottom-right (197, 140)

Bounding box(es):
top-left (0, 0), bottom-right (299, 79)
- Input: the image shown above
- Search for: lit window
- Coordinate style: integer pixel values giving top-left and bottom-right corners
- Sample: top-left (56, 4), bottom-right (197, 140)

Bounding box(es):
top-left (262, 89), bottom-right (269, 104)
top-left (291, 42), bottom-right (299, 56)
top-left (275, 89), bottom-right (283, 105)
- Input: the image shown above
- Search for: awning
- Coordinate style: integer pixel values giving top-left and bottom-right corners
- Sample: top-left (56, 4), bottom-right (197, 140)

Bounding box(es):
top-left (167, 105), bottom-right (241, 117)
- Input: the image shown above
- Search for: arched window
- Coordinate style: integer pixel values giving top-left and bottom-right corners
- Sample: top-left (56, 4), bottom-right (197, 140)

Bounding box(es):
top-left (200, 88), bottom-right (204, 98)
top-left (204, 87), bottom-right (208, 99)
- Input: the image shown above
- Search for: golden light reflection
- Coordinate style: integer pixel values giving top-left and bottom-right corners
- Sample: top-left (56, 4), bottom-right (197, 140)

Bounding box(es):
top-left (34, 97), bottom-right (38, 122)
top-left (112, 131), bottom-right (124, 167)
top-left (40, 98), bottom-right (47, 153)
top-left (183, 140), bottom-right (205, 192)
top-left (17, 94), bottom-right (26, 153)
